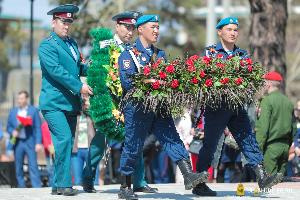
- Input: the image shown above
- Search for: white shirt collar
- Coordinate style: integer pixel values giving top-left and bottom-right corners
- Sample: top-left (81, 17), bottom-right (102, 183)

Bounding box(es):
top-left (18, 105), bottom-right (28, 117)
top-left (114, 34), bottom-right (124, 46)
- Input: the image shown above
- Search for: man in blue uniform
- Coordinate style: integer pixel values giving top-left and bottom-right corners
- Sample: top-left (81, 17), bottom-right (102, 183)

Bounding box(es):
top-left (6, 90), bottom-right (42, 188)
top-left (82, 11), bottom-right (158, 194)
top-left (38, 4), bottom-right (93, 196)
top-left (194, 17), bottom-right (283, 196)
top-left (118, 14), bottom-right (208, 200)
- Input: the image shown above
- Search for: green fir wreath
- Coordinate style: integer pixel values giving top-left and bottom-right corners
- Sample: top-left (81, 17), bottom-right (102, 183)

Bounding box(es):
top-left (87, 28), bottom-right (124, 141)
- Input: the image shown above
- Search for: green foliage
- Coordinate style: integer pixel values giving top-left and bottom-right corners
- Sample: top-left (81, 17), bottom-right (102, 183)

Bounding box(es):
top-left (87, 27), bottom-right (124, 141)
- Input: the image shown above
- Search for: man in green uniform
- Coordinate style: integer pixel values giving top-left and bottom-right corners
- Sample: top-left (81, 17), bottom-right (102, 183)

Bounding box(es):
top-left (82, 11), bottom-right (158, 194)
top-left (38, 4), bottom-right (93, 196)
top-left (256, 71), bottom-right (297, 175)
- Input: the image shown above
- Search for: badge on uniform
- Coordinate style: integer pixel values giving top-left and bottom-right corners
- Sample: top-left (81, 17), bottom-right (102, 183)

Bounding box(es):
top-left (142, 57), bottom-right (146, 61)
top-left (123, 60), bottom-right (131, 69)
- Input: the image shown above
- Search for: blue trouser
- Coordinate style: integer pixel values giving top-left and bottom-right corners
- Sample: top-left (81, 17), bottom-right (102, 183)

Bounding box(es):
top-left (197, 107), bottom-right (263, 173)
top-left (71, 148), bottom-right (88, 185)
top-left (82, 130), bottom-right (147, 189)
top-left (14, 139), bottom-right (41, 187)
top-left (42, 110), bottom-right (77, 188)
top-left (72, 148), bottom-right (99, 186)
top-left (120, 103), bottom-right (189, 176)
top-left (151, 150), bottom-right (170, 183)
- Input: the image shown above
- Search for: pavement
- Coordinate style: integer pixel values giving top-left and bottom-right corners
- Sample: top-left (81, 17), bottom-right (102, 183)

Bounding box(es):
top-left (0, 182), bottom-right (300, 200)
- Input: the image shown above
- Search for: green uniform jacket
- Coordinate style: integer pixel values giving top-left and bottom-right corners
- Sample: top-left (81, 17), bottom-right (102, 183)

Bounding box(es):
top-left (255, 90), bottom-right (296, 151)
top-left (38, 32), bottom-right (87, 111)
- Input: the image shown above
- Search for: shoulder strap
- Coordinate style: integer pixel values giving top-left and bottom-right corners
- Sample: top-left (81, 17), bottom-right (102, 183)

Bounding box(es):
top-left (128, 49), bottom-right (142, 73)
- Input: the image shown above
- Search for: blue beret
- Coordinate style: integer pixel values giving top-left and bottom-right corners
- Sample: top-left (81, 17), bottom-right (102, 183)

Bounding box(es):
top-left (135, 14), bottom-right (159, 27)
top-left (47, 4), bottom-right (79, 16)
top-left (112, 11), bottom-right (142, 24)
top-left (216, 17), bottom-right (239, 29)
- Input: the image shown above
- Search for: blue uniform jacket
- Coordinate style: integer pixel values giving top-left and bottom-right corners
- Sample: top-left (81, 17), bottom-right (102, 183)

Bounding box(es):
top-left (202, 42), bottom-right (248, 59)
top-left (38, 32), bottom-right (87, 111)
top-left (6, 105), bottom-right (42, 145)
top-left (118, 38), bottom-right (166, 93)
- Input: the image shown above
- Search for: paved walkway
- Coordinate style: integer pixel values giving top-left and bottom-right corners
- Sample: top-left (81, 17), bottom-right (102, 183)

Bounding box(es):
top-left (0, 182), bottom-right (299, 200)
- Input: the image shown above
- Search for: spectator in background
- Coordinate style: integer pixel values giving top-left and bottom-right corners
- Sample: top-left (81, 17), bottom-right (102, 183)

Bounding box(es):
top-left (174, 109), bottom-right (193, 183)
top-left (217, 128), bottom-right (242, 183)
top-left (41, 117), bottom-right (54, 187)
top-left (287, 100), bottom-right (300, 177)
top-left (6, 90), bottom-right (42, 187)
top-left (256, 72), bottom-right (297, 175)
top-left (71, 111), bottom-right (96, 186)
top-left (294, 100), bottom-right (300, 156)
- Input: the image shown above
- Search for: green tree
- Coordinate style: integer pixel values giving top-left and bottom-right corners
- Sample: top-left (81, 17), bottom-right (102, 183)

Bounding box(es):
top-left (248, 0), bottom-right (288, 89)
top-left (0, 21), bottom-right (11, 71)
top-left (5, 22), bottom-right (28, 68)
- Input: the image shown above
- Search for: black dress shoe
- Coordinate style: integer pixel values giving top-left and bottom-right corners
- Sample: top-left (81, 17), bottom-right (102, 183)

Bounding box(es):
top-left (57, 187), bottom-right (78, 196)
top-left (192, 183), bottom-right (217, 196)
top-left (83, 184), bottom-right (97, 193)
top-left (133, 185), bottom-right (158, 193)
top-left (51, 188), bottom-right (60, 195)
top-left (118, 187), bottom-right (138, 200)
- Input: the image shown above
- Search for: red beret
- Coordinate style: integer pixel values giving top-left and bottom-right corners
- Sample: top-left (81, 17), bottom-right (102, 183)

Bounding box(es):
top-left (263, 71), bottom-right (283, 81)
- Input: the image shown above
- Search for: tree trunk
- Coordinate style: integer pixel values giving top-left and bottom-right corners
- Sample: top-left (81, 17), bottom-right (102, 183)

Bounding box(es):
top-left (248, 0), bottom-right (288, 89)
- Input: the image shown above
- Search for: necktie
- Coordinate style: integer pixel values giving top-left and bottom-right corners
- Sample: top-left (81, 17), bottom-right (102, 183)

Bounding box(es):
top-left (65, 40), bottom-right (77, 60)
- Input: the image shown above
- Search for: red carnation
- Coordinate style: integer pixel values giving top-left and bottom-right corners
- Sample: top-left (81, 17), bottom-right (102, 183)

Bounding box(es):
top-left (170, 79), bottom-right (179, 88)
top-left (191, 77), bottom-right (199, 84)
top-left (247, 65), bottom-right (253, 72)
top-left (235, 77), bottom-right (243, 85)
top-left (245, 58), bottom-right (253, 65)
top-left (159, 71), bottom-right (167, 79)
top-left (187, 64), bottom-right (196, 72)
top-left (200, 70), bottom-right (206, 78)
top-left (189, 55), bottom-right (200, 61)
top-left (186, 59), bottom-right (194, 66)
top-left (11, 116), bottom-right (33, 145)
top-left (152, 58), bottom-right (162, 69)
top-left (220, 77), bottom-right (230, 85)
top-left (143, 66), bottom-right (151, 76)
top-left (216, 54), bottom-right (223, 59)
top-left (216, 63), bottom-right (225, 68)
top-left (166, 64), bottom-right (175, 73)
top-left (152, 80), bottom-right (160, 90)
top-left (240, 60), bottom-right (245, 66)
top-left (202, 56), bottom-right (211, 65)
top-left (205, 79), bottom-right (213, 87)
top-left (227, 55), bottom-right (233, 60)
top-left (17, 116), bottom-right (33, 127)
